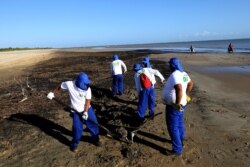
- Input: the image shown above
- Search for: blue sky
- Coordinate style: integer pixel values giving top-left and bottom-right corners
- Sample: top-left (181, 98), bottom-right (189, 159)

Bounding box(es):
top-left (0, 0), bottom-right (249, 48)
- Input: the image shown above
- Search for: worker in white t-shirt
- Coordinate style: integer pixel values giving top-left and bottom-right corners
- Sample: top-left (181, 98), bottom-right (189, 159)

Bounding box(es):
top-left (47, 72), bottom-right (100, 152)
top-left (133, 63), bottom-right (165, 124)
top-left (110, 54), bottom-right (127, 96)
top-left (142, 56), bottom-right (157, 87)
top-left (162, 57), bottom-right (193, 156)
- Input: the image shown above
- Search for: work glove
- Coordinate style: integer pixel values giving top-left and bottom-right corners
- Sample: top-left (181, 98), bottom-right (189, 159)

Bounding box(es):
top-left (82, 112), bottom-right (88, 120)
top-left (47, 92), bottom-right (55, 100)
top-left (172, 103), bottom-right (184, 112)
top-left (186, 95), bottom-right (191, 103)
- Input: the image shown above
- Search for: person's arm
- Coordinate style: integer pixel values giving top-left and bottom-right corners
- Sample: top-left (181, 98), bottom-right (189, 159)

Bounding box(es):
top-left (82, 88), bottom-right (91, 120)
top-left (47, 84), bottom-right (62, 100)
top-left (174, 84), bottom-right (183, 105)
top-left (134, 74), bottom-right (141, 95)
top-left (121, 61), bottom-right (127, 73)
top-left (186, 80), bottom-right (193, 96)
top-left (84, 99), bottom-right (91, 112)
top-left (84, 87), bottom-right (92, 112)
top-left (110, 63), bottom-right (114, 76)
top-left (82, 98), bottom-right (91, 120)
top-left (53, 85), bottom-right (61, 93)
top-left (148, 68), bottom-right (165, 83)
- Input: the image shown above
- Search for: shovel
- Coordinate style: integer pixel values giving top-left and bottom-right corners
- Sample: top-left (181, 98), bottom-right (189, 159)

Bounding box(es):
top-left (129, 112), bottom-right (163, 143)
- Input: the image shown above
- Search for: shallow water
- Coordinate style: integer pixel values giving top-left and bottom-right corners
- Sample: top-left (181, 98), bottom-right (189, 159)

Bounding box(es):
top-left (198, 65), bottom-right (250, 74)
top-left (97, 38), bottom-right (250, 53)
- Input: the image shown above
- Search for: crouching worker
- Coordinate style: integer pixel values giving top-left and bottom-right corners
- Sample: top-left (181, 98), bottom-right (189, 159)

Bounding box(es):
top-left (133, 64), bottom-right (165, 124)
top-left (162, 57), bottom-right (193, 156)
top-left (47, 72), bottom-right (100, 152)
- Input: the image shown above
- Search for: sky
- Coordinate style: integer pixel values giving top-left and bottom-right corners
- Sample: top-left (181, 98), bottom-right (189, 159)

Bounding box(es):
top-left (0, 0), bottom-right (250, 48)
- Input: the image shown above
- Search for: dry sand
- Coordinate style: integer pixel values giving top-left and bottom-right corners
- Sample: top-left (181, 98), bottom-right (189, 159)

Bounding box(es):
top-left (0, 49), bottom-right (250, 167)
top-left (0, 49), bottom-right (57, 80)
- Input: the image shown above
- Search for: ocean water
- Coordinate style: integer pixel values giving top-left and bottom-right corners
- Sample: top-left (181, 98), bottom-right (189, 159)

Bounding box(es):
top-left (197, 65), bottom-right (250, 75)
top-left (102, 38), bottom-right (250, 53)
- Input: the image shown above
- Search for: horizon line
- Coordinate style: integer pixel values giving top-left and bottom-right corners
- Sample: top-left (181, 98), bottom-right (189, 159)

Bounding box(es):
top-left (1, 37), bottom-right (250, 49)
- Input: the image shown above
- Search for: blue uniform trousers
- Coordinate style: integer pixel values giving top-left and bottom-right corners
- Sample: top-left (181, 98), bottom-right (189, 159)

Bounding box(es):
top-left (165, 105), bottom-right (185, 154)
top-left (137, 87), bottom-right (155, 119)
top-left (70, 106), bottom-right (99, 148)
top-left (112, 74), bottom-right (124, 95)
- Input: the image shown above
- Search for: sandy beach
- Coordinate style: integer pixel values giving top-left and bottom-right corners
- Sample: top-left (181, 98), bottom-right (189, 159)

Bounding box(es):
top-left (0, 49), bottom-right (249, 167)
top-left (0, 49), bottom-right (58, 80)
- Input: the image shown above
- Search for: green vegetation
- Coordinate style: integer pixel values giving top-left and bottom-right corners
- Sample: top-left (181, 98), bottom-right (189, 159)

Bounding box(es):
top-left (0, 47), bottom-right (51, 52)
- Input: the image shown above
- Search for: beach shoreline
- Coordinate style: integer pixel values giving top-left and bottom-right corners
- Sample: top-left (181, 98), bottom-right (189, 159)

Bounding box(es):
top-left (0, 49), bottom-right (249, 166)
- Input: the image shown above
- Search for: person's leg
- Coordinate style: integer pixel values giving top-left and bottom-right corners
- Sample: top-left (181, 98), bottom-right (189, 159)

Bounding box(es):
top-left (117, 74), bottom-right (124, 95)
top-left (166, 106), bottom-right (170, 133)
top-left (179, 111), bottom-right (185, 146)
top-left (165, 105), bottom-right (183, 154)
top-left (85, 107), bottom-right (100, 145)
top-left (148, 87), bottom-right (155, 117)
top-left (70, 112), bottom-right (83, 150)
top-left (112, 75), bottom-right (118, 95)
top-left (137, 89), bottom-right (149, 120)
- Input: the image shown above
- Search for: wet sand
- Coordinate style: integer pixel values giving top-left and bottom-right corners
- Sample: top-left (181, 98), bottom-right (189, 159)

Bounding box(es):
top-left (155, 52), bottom-right (250, 117)
top-left (155, 53), bottom-right (250, 101)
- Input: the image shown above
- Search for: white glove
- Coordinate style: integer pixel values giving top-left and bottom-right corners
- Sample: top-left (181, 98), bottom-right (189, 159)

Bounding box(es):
top-left (47, 92), bottom-right (55, 100)
top-left (82, 112), bottom-right (88, 120)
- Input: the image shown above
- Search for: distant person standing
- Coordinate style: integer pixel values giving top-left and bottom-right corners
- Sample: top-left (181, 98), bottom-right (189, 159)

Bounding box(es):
top-left (228, 43), bottom-right (234, 53)
top-left (162, 57), bottom-right (193, 156)
top-left (110, 54), bottom-right (127, 96)
top-left (190, 45), bottom-right (195, 53)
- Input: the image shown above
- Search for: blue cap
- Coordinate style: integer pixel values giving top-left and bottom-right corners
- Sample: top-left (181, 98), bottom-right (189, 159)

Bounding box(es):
top-left (168, 57), bottom-right (184, 72)
top-left (75, 72), bottom-right (91, 90)
top-left (143, 56), bottom-right (150, 62)
top-left (133, 64), bottom-right (142, 72)
top-left (142, 56), bottom-right (151, 67)
top-left (142, 61), bottom-right (151, 68)
top-left (113, 54), bottom-right (119, 60)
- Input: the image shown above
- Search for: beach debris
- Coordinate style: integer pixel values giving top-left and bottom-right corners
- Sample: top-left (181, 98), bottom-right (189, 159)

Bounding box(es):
top-left (239, 115), bottom-right (247, 119)
top-left (121, 147), bottom-right (139, 159)
top-left (115, 127), bottom-right (129, 142)
top-left (12, 75), bottom-right (35, 103)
